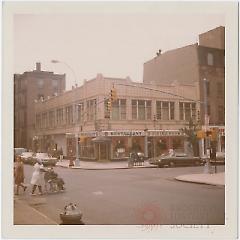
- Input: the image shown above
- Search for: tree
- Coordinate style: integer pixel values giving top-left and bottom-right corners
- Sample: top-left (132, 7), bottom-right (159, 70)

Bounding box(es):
top-left (180, 118), bottom-right (199, 157)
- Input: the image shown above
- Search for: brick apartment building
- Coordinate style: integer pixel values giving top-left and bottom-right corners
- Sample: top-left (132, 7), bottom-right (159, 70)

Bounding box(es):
top-left (33, 74), bottom-right (203, 161)
top-left (14, 63), bottom-right (66, 149)
top-left (143, 26), bottom-right (225, 127)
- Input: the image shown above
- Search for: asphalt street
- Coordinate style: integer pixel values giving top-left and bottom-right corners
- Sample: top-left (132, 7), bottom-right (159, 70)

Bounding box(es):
top-left (17, 164), bottom-right (225, 225)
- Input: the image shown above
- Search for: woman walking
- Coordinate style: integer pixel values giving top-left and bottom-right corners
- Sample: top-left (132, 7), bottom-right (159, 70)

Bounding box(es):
top-left (30, 159), bottom-right (45, 195)
top-left (14, 156), bottom-right (27, 195)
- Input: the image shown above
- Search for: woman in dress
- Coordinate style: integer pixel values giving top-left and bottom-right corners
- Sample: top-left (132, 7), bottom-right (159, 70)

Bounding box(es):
top-left (14, 156), bottom-right (27, 195)
top-left (30, 159), bottom-right (45, 195)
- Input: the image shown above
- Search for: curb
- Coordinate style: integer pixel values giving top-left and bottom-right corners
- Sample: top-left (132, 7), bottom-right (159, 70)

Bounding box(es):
top-left (56, 164), bottom-right (155, 170)
top-left (174, 177), bottom-right (225, 186)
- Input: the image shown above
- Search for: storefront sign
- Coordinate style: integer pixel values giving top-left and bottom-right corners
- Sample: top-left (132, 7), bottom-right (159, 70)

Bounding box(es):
top-left (147, 130), bottom-right (185, 137)
top-left (101, 130), bottom-right (145, 137)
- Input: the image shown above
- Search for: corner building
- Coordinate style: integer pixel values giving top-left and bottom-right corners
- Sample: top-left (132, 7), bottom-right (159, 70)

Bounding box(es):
top-left (34, 74), bottom-right (200, 161)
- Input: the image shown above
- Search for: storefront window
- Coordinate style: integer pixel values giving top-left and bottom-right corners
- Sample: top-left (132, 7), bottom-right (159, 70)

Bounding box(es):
top-left (79, 138), bottom-right (94, 158)
top-left (172, 138), bottom-right (183, 151)
top-left (114, 139), bottom-right (126, 158)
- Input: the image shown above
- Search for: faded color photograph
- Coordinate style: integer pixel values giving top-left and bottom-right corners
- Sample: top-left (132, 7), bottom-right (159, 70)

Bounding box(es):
top-left (5, 2), bottom-right (236, 234)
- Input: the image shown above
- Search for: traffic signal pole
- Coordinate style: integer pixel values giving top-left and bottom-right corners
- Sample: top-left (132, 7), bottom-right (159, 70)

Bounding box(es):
top-left (203, 78), bottom-right (210, 155)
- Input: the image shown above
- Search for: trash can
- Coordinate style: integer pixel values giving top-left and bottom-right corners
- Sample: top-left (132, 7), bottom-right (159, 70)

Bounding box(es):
top-left (203, 158), bottom-right (212, 174)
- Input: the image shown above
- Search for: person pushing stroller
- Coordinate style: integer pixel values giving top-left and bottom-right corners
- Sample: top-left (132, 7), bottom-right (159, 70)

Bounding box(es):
top-left (44, 167), bottom-right (65, 192)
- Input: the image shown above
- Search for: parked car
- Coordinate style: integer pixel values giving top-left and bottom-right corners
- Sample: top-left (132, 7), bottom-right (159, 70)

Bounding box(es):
top-left (32, 152), bottom-right (58, 166)
top-left (14, 148), bottom-right (27, 158)
top-left (149, 152), bottom-right (203, 168)
top-left (20, 152), bottom-right (34, 164)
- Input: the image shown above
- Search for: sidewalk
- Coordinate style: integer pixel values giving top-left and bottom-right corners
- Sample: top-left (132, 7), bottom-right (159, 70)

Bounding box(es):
top-left (56, 159), bottom-right (154, 170)
top-left (14, 197), bottom-right (58, 225)
top-left (175, 172), bottom-right (225, 186)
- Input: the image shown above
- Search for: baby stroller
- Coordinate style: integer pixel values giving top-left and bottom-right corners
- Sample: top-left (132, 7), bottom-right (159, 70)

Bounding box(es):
top-left (44, 168), bottom-right (65, 193)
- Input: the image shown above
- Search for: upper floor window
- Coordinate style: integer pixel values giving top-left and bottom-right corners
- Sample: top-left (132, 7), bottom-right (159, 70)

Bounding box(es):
top-left (52, 79), bottom-right (58, 87)
top-left (87, 99), bottom-right (96, 121)
top-left (218, 105), bottom-right (225, 123)
top-left (49, 110), bottom-right (55, 128)
top-left (76, 102), bottom-right (84, 123)
top-left (111, 99), bottom-right (126, 120)
top-left (42, 112), bottom-right (48, 128)
top-left (36, 113), bottom-right (41, 129)
top-left (217, 82), bottom-right (224, 97)
top-left (65, 106), bottom-right (73, 125)
top-left (207, 53), bottom-right (214, 66)
top-left (132, 100), bottom-right (151, 120)
top-left (37, 79), bottom-right (44, 89)
top-left (179, 102), bottom-right (196, 121)
top-left (156, 101), bottom-right (175, 120)
top-left (56, 108), bottom-right (64, 125)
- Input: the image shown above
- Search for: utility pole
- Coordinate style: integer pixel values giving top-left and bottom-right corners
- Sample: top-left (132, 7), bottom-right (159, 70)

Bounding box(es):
top-left (203, 78), bottom-right (210, 156)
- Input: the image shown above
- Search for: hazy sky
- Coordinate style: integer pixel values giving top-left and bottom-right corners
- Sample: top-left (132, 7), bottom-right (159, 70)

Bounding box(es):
top-left (14, 3), bottom-right (225, 90)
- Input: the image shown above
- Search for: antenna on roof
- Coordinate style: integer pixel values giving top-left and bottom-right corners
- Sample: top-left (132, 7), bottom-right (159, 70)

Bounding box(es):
top-left (156, 49), bottom-right (162, 56)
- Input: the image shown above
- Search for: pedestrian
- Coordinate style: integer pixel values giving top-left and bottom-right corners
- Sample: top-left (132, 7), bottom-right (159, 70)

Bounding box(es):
top-left (30, 159), bottom-right (45, 195)
top-left (14, 156), bottom-right (27, 195)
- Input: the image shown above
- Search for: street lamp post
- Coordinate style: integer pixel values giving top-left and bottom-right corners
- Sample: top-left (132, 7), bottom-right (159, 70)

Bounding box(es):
top-left (51, 60), bottom-right (80, 166)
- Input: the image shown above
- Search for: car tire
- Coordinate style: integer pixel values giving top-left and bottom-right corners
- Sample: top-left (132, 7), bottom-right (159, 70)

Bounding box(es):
top-left (169, 161), bottom-right (175, 168)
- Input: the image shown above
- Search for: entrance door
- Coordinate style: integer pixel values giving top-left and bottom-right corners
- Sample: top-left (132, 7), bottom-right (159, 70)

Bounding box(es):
top-left (96, 143), bottom-right (109, 161)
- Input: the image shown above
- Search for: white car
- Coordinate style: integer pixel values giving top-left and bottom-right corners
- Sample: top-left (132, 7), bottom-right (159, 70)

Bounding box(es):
top-left (20, 152), bottom-right (34, 164)
top-left (32, 152), bottom-right (58, 166)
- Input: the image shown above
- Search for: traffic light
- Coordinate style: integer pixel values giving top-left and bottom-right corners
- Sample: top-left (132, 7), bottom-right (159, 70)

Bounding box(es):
top-left (107, 100), bottom-right (112, 111)
top-left (197, 110), bottom-right (200, 123)
top-left (110, 88), bottom-right (117, 102)
top-left (104, 99), bottom-right (111, 119)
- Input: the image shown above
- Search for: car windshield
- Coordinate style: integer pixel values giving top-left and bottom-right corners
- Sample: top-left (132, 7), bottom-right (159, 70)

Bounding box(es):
top-left (21, 152), bottom-right (33, 157)
top-left (175, 153), bottom-right (187, 157)
top-left (36, 153), bottom-right (49, 158)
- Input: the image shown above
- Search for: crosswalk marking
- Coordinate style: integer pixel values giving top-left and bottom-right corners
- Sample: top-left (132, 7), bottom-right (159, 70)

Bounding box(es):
top-left (92, 191), bottom-right (103, 195)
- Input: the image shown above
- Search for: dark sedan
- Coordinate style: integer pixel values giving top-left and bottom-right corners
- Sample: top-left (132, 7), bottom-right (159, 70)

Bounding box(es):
top-left (149, 152), bottom-right (204, 168)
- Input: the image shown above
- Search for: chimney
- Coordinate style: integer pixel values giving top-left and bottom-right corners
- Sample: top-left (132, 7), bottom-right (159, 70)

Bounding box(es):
top-left (36, 62), bottom-right (41, 71)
